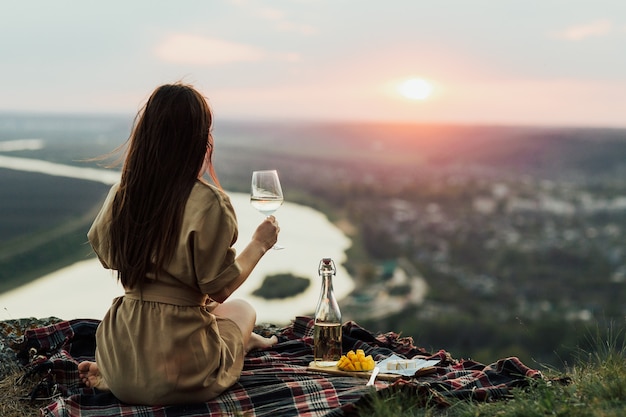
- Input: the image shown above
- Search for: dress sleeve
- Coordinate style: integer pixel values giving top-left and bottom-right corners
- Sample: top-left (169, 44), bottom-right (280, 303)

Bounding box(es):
top-left (87, 184), bottom-right (119, 269)
top-left (191, 189), bottom-right (242, 297)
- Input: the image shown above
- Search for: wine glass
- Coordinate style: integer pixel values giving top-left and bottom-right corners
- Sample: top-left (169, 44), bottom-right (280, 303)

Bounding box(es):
top-left (250, 170), bottom-right (284, 249)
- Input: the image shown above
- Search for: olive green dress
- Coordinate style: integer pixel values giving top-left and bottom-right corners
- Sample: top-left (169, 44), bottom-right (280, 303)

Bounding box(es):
top-left (88, 180), bottom-right (245, 405)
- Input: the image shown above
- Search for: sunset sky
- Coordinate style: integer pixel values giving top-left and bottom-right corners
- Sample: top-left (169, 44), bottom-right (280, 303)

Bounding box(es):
top-left (2, 0), bottom-right (625, 127)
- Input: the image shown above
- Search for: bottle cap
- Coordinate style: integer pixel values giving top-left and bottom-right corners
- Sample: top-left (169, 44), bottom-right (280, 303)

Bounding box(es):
top-left (318, 258), bottom-right (336, 276)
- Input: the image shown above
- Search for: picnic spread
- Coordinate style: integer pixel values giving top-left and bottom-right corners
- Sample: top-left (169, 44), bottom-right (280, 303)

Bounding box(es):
top-left (9, 316), bottom-right (542, 416)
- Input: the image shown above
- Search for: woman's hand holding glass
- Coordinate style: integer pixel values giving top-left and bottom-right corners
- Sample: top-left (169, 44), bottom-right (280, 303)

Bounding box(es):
top-left (252, 215), bottom-right (280, 253)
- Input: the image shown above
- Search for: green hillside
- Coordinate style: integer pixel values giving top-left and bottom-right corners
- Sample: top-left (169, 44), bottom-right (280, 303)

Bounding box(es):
top-left (0, 169), bottom-right (109, 292)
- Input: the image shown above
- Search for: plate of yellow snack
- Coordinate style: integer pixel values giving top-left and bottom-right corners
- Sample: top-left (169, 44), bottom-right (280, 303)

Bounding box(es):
top-left (307, 350), bottom-right (439, 381)
top-left (336, 349), bottom-right (376, 372)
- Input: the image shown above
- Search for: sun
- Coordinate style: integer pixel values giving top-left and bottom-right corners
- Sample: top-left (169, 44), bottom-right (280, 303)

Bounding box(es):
top-left (398, 78), bottom-right (433, 100)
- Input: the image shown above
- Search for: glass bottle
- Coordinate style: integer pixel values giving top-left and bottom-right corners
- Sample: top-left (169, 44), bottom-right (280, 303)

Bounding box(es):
top-left (314, 257), bottom-right (342, 367)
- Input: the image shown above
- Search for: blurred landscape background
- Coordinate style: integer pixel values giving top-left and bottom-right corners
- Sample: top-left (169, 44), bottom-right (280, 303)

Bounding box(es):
top-left (2, 113), bottom-right (626, 370)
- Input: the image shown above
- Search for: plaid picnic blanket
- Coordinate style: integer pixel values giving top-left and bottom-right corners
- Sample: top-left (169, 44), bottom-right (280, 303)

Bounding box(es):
top-left (16, 316), bottom-right (542, 416)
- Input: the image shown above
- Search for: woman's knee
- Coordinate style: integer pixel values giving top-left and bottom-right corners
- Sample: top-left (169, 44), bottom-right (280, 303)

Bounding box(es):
top-left (214, 299), bottom-right (256, 332)
top-left (227, 299), bottom-right (256, 320)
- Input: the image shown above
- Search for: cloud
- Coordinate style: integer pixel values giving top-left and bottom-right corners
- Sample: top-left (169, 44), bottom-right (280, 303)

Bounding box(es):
top-left (275, 20), bottom-right (317, 35)
top-left (553, 19), bottom-right (613, 40)
top-left (154, 34), bottom-right (266, 66)
top-left (229, 1), bottom-right (317, 35)
top-left (256, 5), bottom-right (317, 34)
top-left (256, 6), bottom-right (286, 20)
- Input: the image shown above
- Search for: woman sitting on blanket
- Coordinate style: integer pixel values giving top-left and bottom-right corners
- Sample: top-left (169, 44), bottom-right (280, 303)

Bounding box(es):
top-left (78, 83), bottom-right (279, 405)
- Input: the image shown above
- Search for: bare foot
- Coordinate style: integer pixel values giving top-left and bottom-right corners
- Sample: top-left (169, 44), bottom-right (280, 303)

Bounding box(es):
top-left (246, 333), bottom-right (278, 353)
top-left (78, 361), bottom-right (110, 391)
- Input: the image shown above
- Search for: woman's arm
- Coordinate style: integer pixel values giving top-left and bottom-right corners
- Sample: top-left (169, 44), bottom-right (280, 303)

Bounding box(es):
top-left (210, 216), bottom-right (279, 303)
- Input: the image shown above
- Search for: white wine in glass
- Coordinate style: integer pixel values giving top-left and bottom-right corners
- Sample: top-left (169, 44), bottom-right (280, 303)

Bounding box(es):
top-left (250, 170), bottom-right (284, 249)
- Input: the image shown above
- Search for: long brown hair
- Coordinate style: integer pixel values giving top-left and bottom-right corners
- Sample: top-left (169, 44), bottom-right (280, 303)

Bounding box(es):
top-left (110, 83), bottom-right (220, 289)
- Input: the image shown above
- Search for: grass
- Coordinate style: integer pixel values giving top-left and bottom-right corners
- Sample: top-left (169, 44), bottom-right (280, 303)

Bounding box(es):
top-left (358, 325), bottom-right (626, 416)
top-left (0, 365), bottom-right (43, 417)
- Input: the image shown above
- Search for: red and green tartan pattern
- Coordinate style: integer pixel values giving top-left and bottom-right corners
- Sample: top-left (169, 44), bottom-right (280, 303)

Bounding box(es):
top-left (18, 316), bottom-right (541, 416)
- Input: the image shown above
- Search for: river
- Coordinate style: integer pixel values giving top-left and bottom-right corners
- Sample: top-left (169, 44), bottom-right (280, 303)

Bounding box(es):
top-left (0, 151), bottom-right (354, 324)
